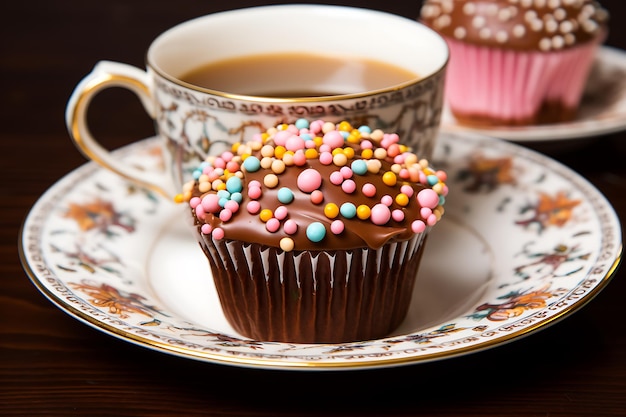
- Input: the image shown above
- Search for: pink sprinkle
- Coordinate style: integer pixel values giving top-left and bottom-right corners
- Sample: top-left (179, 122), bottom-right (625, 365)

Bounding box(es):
top-left (246, 200), bottom-right (261, 214)
top-left (310, 120), bottom-right (324, 134)
top-left (319, 144), bottom-right (331, 153)
top-left (360, 140), bottom-right (373, 149)
top-left (213, 158), bottom-right (226, 169)
top-left (411, 220), bottom-right (426, 233)
top-left (265, 218), bottom-right (280, 232)
top-left (329, 171), bottom-right (344, 185)
top-left (195, 204), bottom-right (205, 219)
top-left (319, 152), bottom-right (333, 165)
top-left (398, 169), bottom-right (410, 179)
top-left (387, 144), bottom-right (400, 157)
top-left (420, 207), bottom-right (432, 219)
top-left (340, 166), bottom-right (353, 179)
top-left (247, 186), bottom-right (262, 200)
top-left (297, 168), bottom-right (322, 193)
top-left (370, 204), bottom-right (391, 225)
top-left (251, 133), bottom-right (263, 142)
top-left (212, 227), bottom-right (225, 240)
top-left (362, 183), bottom-right (377, 197)
top-left (284, 219), bottom-right (298, 234)
top-left (417, 189), bottom-right (439, 209)
top-left (219, 208), bottom-right (232, 222)
top-left (273, 130), bottom-right (291, 146)
top-left (285, 135), bottom-right (306, 151)
top-left (436, 170), bottom-right (448, 181)
top-left (442, 185), bottom-right (449, 196)
top-left (224, 200), bottom-right (239, 213)
top-left (201, 224), bottom-right (212, 235)
top-left (393, 154), bottom-right (405, 164)
top-left (400, 185), bottom-right (414, 198)
top-left (305, 140), bottom-right (317, 149)
top-left (248, 180), bottom-right (261, 188)
top-left (189, 196), bottom-right (201, 209)
top-left (427, 214), bottom-right (437, 226)
top-left (274, 206), bottom-right (288, 220)
top-left (381, 195), bottom-right (393, 206)
top-left (293, 150), bottom-right (307, 166)
top-left (330, 219), bottom-right (345, 234)
top-left (226, 161), bottom-right (240, 172)
top-left (419, 172), bottom-right (427, 184)
top-left (221, 151), bottom-right (233, 162)
top-left (201, 194), bottom-right (221, 213)
top-left (323, 130), bottom-right (344, 149)
top-left (392, 209), bottom-right (404, 222)
top-left (310, 190), bottom-right (324, 204)
top-left (341, 179), bottom-right (356, 194)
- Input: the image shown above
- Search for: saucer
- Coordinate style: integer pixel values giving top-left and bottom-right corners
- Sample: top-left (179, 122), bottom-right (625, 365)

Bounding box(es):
top-left (440, 46), bottom-right (626, 142)
top-left (19, 132), bottom-right (621, 371)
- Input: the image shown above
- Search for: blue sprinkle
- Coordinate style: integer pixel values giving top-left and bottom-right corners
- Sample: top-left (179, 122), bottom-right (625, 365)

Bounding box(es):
top-left (427, 175), bottom-right (439, 186)
top-left (439, 195), bottom-right (446, 206)
top-left (277, 187), bottom-right (294, 204)
top-left (340, 131), bottom-right (350, 139)
top-left (217, 189), bottom-right (231, 200)
top-left (306, 222), bottom-right (326, 242)
top-left (301, 133), bottom-right (313, 141)
top-left (192, 169), bottom-right (202, 180)
top-left (231, 192), bottom-right (243, 204)
top-left (295, 118), bottom-right (310, 130)
top-left (226, 176), bottom-right (243, 193)
top-left (351, 160), bottom-right (368, 175)
top-left (340, 202), bottom-right (357, 218)
top-left (218, 197), bottom-right (229, 208)
top-left (242, 156), bottom-right (261, 172)
top-left (358, 125), bottom-right (372, 134)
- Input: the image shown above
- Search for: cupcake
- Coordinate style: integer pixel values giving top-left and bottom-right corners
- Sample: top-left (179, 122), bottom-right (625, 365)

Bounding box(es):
top-left (420, 0), bottom-right (609, 126)
top-left (178, 119), bottom-right (448, 343)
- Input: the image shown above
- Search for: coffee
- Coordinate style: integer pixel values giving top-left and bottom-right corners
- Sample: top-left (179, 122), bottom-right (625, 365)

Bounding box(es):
top-left (178, 52), bottom-right (419, 97)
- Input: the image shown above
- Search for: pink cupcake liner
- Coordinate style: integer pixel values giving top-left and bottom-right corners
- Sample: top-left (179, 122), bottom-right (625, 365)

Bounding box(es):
top-left (199, 233), bottom-right (428, 344)
top-left (445, 38), bottom-right (599, 123)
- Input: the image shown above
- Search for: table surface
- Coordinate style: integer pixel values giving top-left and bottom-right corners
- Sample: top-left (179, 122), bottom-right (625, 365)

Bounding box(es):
top-left (2, 1), bottom-right (626, 416)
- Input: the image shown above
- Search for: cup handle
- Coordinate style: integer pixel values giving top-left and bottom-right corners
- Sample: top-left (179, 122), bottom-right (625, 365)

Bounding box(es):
top-left (65, 60), bottom-right (174, 200)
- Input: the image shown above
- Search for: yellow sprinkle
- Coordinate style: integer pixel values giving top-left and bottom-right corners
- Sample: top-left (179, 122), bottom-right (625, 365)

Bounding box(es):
top-left (261, 132), bottom-right (271, 143)
top-left (361, 149), bottom-right (373, 159)
top-left (395, 193), bottom-right (409, 206)
top-left (231, 142), bottom-right (240, 152)
top-left (382, 171), bottom-right (397, 186)
top-left (343, 147), bottom-right (355, 159)
top-left (313, 136), bottom-right (324, 147)
top-left (277, 123), bottom-right (288, 131)
top-left (280, 237), bottom-right (294, 252)
top-left (274, 145), bottom-right (286, 159)
top-left (259, 209), bottom-right (273, 222)
top-left (305, 148), bottom-right (319, 159)
top-left (347, 134), bottom-right (360, 144)
top-left (399, 144), bottom-right (408, 153)
top-left (332, 148), bottom-right (343, 156)
top-left (324, 203), bottom-right (339, 219)
top-left (241, 153), bottom-right (251, 160)
top-left (215, 182), bottom-right (227, 191)
top-left (338, 121), bottom-right (352, 131)
top-left (356, 204), bottom-right (371, 220)
top-left (173, 193), bottom-right (185, 204)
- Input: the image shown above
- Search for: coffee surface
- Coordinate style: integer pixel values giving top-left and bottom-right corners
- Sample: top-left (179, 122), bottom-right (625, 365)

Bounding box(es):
top-left (178, 52), bottom-right (418, 97)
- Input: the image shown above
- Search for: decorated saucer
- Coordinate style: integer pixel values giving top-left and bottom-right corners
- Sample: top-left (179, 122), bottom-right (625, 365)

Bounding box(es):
top-left (19, 131), bottom-right (621, 371)
top-left (441, 46), bottom-right (626, 142)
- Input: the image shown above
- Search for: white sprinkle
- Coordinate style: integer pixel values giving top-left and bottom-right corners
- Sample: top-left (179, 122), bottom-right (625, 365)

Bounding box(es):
top-left (530, 19), bottom-right (544, 32)
top-left (525, 10), bottom-right (538, 23)
top-left (513, 24), bottom-right (526, 38)
top-left (486, 4), bottom-right (498, 16)
top-left (582, 20), bottom-right (599, 33)
top-left (496, 30), bottom-right (509, 43)
top-left (552, 35), bottom-right (565, 49)
top-left (539, 38), bottom-right (552, 51)
top-left (498, 8), bottom-right (513, 21)
top-left (453, 26), bottom-right (467, 39)
top-left (521, 0), bottom-right (533, 7)
top-left (534, 0), bottom-right (546, 8)
top-left (420, 5), bottom-right (441, 19)
top-left (462, 2), bottom-right (476, 15)
top-left (479, 27), bottom-right (492, 39)
top-left (548, 0), bottom-right (562, 8)
top-left (441, 0), bottom-right (454, 14)
top-left (553, 8), bottom-right (567, 21)
top-left (559, 20), bottom-right (574, 34)
top-left (472, 15), bottom-right (486, 28)
top-left (564, 33), bottom-right (576, 45)
top-left (545, 19), bottom-right (558, 33)
top-left (434, 15), bottom-right (451, 29)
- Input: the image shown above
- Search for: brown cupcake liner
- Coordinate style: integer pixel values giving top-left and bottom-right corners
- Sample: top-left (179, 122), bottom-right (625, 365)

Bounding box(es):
top-left (198, 233), bottom-right (427, 343)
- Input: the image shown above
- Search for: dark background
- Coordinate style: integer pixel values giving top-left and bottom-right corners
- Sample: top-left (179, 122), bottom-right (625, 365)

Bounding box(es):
top-left (2, 1), bottom-right (625, 416)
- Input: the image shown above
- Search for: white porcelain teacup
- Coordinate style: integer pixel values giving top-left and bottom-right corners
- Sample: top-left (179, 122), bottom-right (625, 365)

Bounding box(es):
top-left (66, 4), bottom-right (449, 199)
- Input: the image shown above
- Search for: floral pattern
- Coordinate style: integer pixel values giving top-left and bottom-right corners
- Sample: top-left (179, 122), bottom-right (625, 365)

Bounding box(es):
top-left (20, 132), bottom-right (621, 370)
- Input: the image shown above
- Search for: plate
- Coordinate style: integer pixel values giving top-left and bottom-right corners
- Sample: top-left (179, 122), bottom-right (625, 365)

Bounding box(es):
top-left (440, 46), bottom-right (626, 142)
top-left (19, 132), bottom-right (622, 371)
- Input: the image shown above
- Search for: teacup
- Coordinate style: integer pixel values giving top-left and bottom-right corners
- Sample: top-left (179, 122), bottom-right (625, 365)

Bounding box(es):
top-left (66, 4), bottom-right (449, 199)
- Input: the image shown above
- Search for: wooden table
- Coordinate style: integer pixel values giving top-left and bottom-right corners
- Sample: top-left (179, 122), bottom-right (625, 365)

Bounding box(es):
top-left (2, 1), bottom-right (625, 415)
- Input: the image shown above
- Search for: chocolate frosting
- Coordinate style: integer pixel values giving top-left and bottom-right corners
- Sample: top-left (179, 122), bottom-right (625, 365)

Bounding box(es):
top-left (420, 0), bottom-right (609, 51)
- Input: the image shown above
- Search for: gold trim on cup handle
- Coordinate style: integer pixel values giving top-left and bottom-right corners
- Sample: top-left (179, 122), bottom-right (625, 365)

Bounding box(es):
top-left (65, 60), bottom-right (174, 200)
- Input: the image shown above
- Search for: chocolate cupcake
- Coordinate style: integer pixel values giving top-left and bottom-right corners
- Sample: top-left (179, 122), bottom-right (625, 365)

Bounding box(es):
top-left (420, 0), bottom-right (609, 126)
top-left (178, 119), bottom-right (448, 343)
